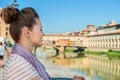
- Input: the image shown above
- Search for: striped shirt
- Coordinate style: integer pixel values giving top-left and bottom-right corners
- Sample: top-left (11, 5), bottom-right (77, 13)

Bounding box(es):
top-left (3, 54), bottom-right (43, 80)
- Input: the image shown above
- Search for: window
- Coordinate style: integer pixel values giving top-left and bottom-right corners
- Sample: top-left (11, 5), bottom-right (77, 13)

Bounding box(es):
top-left (6, 27), bottom-right (9, 31)
top-left (6, 32), bottom-right (8, 36)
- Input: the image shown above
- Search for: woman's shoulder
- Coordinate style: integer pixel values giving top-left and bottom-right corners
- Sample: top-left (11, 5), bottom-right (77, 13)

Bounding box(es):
top-left (3, 54), bottom-right (40, 80)
top-left (9, 54), bottom-right (26, 61)
top-left (4, 54), bottom-right (31, 69)
top-left (4, 54), bottom-right (29, 73)
top-left (4, 54), bottom-right (38, 73)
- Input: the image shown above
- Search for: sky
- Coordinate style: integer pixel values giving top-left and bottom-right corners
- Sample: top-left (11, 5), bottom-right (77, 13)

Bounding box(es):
top-left (0, 0), bottom-right (120, 34)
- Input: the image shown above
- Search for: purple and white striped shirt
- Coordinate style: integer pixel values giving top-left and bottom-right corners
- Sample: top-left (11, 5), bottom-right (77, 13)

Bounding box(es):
top-left (3, 43), bottom-right (51, 80)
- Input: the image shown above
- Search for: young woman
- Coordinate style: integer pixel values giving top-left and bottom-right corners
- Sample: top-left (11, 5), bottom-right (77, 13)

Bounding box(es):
top-left (1, 6), bottom-right (51, 80)
top-left (1, 6), bottom-right (85, 80)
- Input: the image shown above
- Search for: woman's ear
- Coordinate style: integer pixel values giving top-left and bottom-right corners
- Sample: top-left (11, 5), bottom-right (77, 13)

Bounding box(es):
top-left (23, 27), bottom-right (31, 38)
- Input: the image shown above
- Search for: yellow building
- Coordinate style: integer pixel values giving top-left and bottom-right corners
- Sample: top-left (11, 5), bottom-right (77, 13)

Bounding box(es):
top-left (43, 34), bottom-right (88, 47)
top-left (55, 39), bottom-right (71, 46)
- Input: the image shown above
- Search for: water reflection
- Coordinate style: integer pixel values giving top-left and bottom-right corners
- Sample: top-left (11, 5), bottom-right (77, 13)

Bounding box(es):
top-left (51, 55), bottom-right (120, 80)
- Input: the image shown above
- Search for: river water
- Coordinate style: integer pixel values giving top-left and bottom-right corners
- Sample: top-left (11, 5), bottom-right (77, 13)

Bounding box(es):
top-left (50, 55), bottom-right (120, 80)
top-left (36, 48), bottom-right (120, 80)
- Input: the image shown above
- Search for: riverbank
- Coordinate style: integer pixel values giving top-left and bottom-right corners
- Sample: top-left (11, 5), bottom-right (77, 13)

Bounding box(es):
top-left (85, 50), bottom-right (120, 60)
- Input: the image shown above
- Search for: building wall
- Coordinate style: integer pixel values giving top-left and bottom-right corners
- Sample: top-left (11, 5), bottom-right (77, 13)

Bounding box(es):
top-left (88, 34), bottom-right (120, 50)
top-left (0, 7), bottom-right (13, 44)
top-left (43, 35), bottom-right (88, 47)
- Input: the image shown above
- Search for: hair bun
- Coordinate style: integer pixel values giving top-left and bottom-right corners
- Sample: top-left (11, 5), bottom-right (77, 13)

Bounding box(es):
top-left (1, 6), bottom-right (19, 24)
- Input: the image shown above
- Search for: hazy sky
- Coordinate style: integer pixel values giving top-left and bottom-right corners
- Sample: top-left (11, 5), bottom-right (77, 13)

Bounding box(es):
top-left (0, 0), bottom-right (120, 34)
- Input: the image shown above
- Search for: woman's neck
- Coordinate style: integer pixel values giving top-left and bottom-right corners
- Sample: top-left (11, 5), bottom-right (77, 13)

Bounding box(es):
top-left (18, 41), bottom-right (33, 53)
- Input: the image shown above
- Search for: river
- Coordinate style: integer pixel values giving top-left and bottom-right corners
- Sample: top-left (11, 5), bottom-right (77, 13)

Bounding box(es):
top-left (36, 48), bottom-right (120, 80)
top-left (50, 55), bottom-right (120, 80)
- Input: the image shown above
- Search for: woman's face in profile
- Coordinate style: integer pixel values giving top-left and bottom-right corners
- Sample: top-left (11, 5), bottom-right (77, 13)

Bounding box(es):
top-left (29, 19), bottom-right (44, 46)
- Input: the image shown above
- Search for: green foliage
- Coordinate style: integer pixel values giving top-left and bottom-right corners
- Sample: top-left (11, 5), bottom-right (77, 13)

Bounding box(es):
top-left (108, 49), bottom-right (112, 52)
top-left (85, 50), bottom-right (120, 60)
top-left (42, 46), bottom-right (56, 50)
top-left (107, 52), bottom-right (120, 60)
top-left (65, 48), bottom-right (75, 52)
top-left (65, 47), bottom-right (77, 51)
top-left (42, 47), bottom-right (46, 51)
top-left (85, 51), bottom-right (105, 55)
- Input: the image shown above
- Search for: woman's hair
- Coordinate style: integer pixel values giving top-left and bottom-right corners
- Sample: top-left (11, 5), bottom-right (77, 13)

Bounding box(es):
top-left (0, 6), bottom-right (39, 42)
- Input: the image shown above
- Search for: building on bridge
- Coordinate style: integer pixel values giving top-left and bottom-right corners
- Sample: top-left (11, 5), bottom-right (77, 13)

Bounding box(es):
top-left (43, 21), bottom-right (120, 51)
top-left (43, 34), bottom-right (88, 48)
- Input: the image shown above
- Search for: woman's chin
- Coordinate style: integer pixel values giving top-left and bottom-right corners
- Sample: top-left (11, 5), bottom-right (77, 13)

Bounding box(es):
top-left (37, 43), bottom-right (43, 47)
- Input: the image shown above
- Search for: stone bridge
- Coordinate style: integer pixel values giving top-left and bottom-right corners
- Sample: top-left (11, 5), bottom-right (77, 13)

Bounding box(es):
top-left (42, 43), bottom-right (86, 58)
